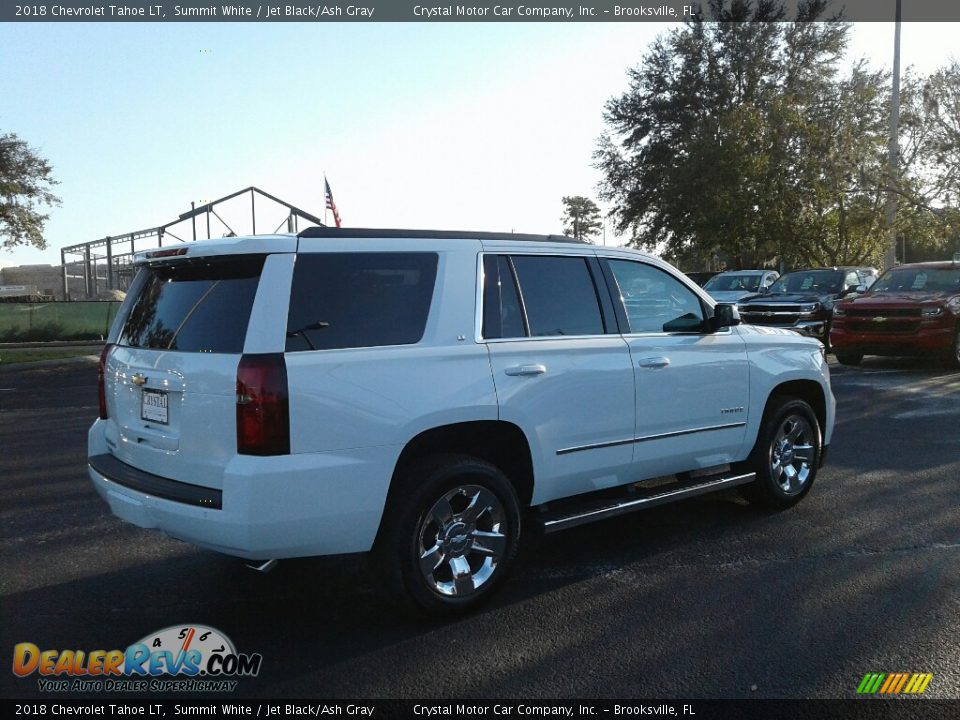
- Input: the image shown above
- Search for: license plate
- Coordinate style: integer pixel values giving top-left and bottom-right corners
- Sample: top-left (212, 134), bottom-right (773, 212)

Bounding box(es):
top-left (141, 389), bottom-right (169, 424)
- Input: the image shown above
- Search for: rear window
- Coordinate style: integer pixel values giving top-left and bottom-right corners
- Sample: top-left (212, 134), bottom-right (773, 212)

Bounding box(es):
top-left (510, 255), bottom-right (604, 337)
top-left (118, 255), bottom-right (265, 353)
top-left (286, 253), bottom-right (438, 351)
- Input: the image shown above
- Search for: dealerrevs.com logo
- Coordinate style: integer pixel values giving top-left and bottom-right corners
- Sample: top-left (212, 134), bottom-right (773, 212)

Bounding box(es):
top-left (12, 624), bottom-right (262, 693)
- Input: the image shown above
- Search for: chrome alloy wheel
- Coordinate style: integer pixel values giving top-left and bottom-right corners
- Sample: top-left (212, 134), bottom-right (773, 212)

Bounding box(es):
top-left (417, 485), bottom-right (507, 598)
top-left (770, 414), bottom-right (816, 495)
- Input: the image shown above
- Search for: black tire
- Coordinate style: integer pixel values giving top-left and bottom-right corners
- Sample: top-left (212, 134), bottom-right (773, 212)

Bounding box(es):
top-left (741, 397), bottom-right (822, 510)
top-left (375, 454), bottom-right (521, 615)
top-left (835, 353), bottom-right (863, 366)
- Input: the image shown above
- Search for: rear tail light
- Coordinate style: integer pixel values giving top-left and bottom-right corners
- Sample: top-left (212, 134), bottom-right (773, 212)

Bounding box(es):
top-left (98, 344), bottom-right (114, 420)
top-left (236, 353), bottom-right (290, 456)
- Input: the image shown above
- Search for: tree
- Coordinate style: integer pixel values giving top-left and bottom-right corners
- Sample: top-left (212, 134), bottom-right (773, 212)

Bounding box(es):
top-left (0, 132), bottom-right (60, 251)
top-left (560, 196), bottom-right (603, 242)
top-left (920, 61), bottom-right (960, 204)
top-left (594, 1), bottom-right (909, 269)
top-left (872, 63), bottom-right (960, 262)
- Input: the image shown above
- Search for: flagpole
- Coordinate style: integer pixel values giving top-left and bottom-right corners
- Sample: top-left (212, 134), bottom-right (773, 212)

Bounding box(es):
top-left (323, 172), bottom-right (328, 227)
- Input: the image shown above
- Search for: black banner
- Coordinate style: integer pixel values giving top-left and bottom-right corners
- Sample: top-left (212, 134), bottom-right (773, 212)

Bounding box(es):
top-left (3, 700), bottom-right (960, 720)
top-left (4, 0), bottom-right (960, 24)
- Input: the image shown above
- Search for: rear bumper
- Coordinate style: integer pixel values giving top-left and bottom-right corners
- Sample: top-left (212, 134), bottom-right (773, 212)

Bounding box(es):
top-left (89, 454), bottom-right (222, 509)
top-left (88, 420), bottom-right (397, 560)
top-left (830, 325), bottom-right (953, 356)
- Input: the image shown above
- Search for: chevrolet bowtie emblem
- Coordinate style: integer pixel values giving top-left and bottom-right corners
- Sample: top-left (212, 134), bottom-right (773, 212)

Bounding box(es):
top-left (131, 373), bottom-right (147, 386)
top-left (872, 316), bottom-right (887, 323)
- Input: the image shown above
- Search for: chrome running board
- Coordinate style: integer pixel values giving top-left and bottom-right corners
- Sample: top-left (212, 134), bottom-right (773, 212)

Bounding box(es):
top-left (538, 471), bottom-right (756, 534)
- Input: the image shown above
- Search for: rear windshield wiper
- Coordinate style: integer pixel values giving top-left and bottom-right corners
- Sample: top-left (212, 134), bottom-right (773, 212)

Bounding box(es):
top-left (286, 321), bottom-right (330, 351)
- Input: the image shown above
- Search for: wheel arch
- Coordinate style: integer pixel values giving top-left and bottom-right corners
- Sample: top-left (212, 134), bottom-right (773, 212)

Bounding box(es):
top-left (387, 420), bottom-right (535, 509)
top-left (768, 379), bottom-right (827, 436)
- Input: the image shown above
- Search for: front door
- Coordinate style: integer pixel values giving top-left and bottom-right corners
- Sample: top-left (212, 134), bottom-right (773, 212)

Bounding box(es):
top-left (603, 257), bottom-right (751, 480)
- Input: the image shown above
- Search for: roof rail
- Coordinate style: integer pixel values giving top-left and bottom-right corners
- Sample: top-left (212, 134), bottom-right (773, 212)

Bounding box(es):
top-left (296, 227), bottom-right (588, 244)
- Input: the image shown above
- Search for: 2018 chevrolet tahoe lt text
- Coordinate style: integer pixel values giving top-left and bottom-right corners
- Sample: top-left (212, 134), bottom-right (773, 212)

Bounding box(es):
top-left (88, 228), bottom-right (835, 613)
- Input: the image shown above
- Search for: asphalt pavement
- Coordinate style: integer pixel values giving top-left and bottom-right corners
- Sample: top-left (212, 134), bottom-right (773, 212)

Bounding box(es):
top-left (1, 356), bottom-right (958, 700)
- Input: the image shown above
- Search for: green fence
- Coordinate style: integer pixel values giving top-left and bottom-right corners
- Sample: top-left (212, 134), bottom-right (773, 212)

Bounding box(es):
top-left (0, 302), bottom-right (123, 342)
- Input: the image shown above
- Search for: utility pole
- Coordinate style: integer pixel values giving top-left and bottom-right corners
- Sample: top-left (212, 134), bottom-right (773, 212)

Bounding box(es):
top-left (883, 0), bottom-right (902, 271)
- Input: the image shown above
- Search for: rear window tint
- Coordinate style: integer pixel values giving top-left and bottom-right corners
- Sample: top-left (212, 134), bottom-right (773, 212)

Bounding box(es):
top-left (511, 256), bottom-right (604, 337)
top-left (286, 253), bottom-right (438, 351)
top-left (118, 256), bottom-right (264, 353)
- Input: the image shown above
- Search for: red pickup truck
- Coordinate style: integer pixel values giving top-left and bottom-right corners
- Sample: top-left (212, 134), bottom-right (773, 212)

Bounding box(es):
top-left (829, 261), bottom-right (960, 367)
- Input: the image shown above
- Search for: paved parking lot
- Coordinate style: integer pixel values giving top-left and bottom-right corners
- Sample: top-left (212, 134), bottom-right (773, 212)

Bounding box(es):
top-left (1, 357), bottom-right (958, 699)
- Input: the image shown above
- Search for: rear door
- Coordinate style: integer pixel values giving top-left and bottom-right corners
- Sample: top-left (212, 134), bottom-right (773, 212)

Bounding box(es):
top-left (103, 253), bottom-right (270, 488)
top-left (482, 251), bottom-right (636, 505)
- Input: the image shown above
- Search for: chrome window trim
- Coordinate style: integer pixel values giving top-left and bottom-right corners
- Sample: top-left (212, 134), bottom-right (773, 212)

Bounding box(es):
top-left (476, 251), bottom-right (730, 343)
top-left (619, 327), bottom-right (732, 339)
top-left (474, 251), bottom-right (608, 343)
top-left (484, 334), bottom-right (626, 344)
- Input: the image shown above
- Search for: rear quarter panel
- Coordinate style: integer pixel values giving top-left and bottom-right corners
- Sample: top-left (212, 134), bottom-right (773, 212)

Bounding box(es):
top-left (280, 239), bottom-right (498, 456)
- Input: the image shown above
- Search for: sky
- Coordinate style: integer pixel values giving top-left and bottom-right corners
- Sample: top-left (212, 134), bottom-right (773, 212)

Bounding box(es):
top-left (0, 18), bottom-right (958, 269)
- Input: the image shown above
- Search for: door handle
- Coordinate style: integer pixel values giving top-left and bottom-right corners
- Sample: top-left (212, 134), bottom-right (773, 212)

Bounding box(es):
top-left (637, 356), bottom-right (671, 369)
top-left (504, 364), bottom-right (547, 377)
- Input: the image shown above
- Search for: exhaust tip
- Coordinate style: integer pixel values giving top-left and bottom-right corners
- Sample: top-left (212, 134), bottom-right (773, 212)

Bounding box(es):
top-left (245, 559), bottom-right (278, 573)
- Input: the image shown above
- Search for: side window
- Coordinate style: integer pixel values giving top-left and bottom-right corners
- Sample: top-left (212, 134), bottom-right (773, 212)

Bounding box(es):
top-left (608, 260), bottom-right (706, 334)
top-left (510, 256), bottom-right (604, 337)
top-left (286, 252), bottom-right (438, 351)
top-left (845, 271), bottom-right (860, 289)
top-left (482, 255), bottom-right (526, 339)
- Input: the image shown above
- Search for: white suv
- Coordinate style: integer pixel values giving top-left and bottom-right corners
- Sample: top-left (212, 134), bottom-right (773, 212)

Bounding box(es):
top-left (88, 228), bottom-right (835, 613)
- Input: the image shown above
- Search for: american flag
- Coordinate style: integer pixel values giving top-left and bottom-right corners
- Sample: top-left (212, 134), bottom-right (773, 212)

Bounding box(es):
top-left (324, 178), bottom-right (342, 228)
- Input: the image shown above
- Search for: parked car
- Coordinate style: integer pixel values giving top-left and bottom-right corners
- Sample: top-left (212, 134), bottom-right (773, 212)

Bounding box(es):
top-left (859, 267), bottom-right (880, 288)
top-left (703, 270), bottom-right (780, 304)
top-left (88, 229), bottom-right (835, 613)
top-left (830, 261), bottom-right (960, 367)
top-left (737, 267), bottom-right (876, 348)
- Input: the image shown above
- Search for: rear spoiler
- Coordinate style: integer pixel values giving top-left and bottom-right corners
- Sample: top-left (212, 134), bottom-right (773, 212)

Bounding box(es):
top-left (133, 235), bottom-right (298, 265)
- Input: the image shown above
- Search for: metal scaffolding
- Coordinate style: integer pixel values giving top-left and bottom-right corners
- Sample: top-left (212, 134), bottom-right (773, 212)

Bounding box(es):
top-left (59, 187), bottom-right (325, 299)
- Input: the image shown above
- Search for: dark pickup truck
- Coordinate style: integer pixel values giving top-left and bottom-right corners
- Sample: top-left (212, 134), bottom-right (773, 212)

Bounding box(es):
top-left (737, 267), bottom-right (876, 347)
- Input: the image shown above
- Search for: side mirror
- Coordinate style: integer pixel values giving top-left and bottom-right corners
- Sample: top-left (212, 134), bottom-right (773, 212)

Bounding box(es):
top-left (711, 303), bottom-right (741, 331)
top-left (856, 285), bottom-right (867, 294)
top-left (758, 285), bottom-right (770, 295)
